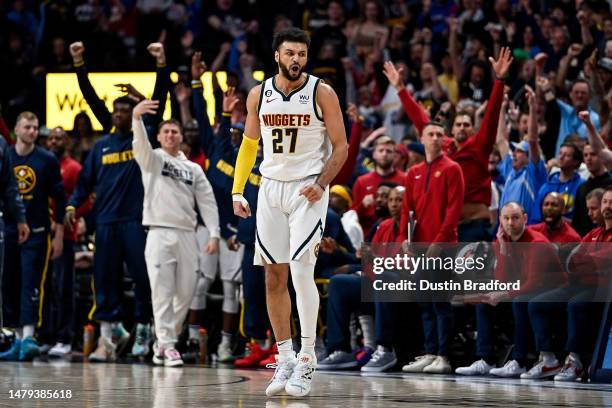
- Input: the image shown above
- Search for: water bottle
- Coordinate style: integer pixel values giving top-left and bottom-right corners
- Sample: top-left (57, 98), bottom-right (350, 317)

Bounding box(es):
top-left (199, 328), bottom-right (208, 364)
top-left (83, 324), bottom-right (95, 357)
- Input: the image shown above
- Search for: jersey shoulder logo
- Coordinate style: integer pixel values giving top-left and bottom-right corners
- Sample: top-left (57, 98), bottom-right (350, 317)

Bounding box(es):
top-left (14, 165), bottom-right (36, 194)
top-left (299, 94), bottom-right (310, 104)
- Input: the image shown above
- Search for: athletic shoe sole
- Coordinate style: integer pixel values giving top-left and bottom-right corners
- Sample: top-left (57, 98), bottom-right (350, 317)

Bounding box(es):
top-left (164, 359), bottom-right (184, 367)
top-left (361, 357), bottom-right (397, 372)
top-left (318, 361), bottom-right (359, 370)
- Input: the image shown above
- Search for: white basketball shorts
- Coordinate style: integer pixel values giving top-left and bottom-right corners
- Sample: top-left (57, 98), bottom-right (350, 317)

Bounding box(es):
top-left (254, 175), bottom-right (329, 266)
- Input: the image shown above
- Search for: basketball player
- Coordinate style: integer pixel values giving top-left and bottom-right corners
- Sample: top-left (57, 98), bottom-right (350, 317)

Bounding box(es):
top-left (232, 27), bottom-right (347, 397)
top-left (131, 99), bottom-right (220, 366)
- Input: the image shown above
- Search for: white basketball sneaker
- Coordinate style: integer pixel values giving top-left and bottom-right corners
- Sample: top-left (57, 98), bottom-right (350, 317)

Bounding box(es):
top-left (285, 353), bottom-right (317, 397)
top-left (402, 354), bottom-right (437, 373)
top-left (265, 354), bottom-right (296, 397)
top-left (455, 359), bottom-right (495, 376)
top-left (489, 360), bottom-right (526, 378)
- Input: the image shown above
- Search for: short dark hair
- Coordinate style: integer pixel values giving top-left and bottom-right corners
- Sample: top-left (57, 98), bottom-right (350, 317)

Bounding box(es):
top-left (605, 185), bottom-right (612, 194)
top-left (272, 28), bottom-right (310, 51)
top-left (422, 120), bottom-right (447, 133)
top-left (560, 142), bottom-right (583, 164)
top-left (454, 110), bottom-right (474, 124)
top-left (113, 96), bottom-right (136, 109)
top-left (378, 181), bottom-right (398, 189)
top-left (158, 119), bottom-right (182, 133)
top-left (586, 188), bottom-right (604, 202)
top-left (570, 78), bottom-right (590, 92)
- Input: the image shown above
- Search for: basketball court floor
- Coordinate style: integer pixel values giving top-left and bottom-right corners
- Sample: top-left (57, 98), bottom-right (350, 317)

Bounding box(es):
top-left (1, 361), bottom-right (612, 407)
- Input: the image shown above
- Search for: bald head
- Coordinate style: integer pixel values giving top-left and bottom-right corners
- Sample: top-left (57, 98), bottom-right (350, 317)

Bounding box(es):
top-left (47, 126), bottom-right (68, 157)
top-left (541, 192), bottom-right (565, 227)
top-left (500, 202), bottom-right (527, 240)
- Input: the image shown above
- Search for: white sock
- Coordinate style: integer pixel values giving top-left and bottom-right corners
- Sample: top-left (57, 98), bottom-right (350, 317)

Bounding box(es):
top-left (220, 331), bottom-right (232, 347)
top-left (277, 339), bottom-right (294, 360)
top-left (289, 260), bottom-right (319, 358)
top-left (541, 351), bottom-right (556, 364)
top-left (23, 325), bottom-right (34, 338)
top-left (100, 322), bottom-right (112, 339)
top-left (569, 352), bottom-right (582, 366)
top-left (358, 314), bottom-right (375, 350)
top-left (16, 328), bottom-right (23, 339)
top-left (189, 325), bottom-right (200, 341)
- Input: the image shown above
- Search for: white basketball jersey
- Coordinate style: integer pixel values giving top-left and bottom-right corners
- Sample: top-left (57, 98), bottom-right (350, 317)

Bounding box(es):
top-left (257, 74), bottom-right (330, 181)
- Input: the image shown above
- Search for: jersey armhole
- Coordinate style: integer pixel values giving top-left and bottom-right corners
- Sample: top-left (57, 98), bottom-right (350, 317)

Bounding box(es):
top-left (256, 80), bottom-right (266, 115)
top-left (313, 78), bottom-right (324, 122)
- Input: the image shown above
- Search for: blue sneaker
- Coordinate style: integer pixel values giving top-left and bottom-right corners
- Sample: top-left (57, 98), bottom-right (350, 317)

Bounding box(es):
top-left (19, 337), bottom-right (40, 361)
top-left (0, 338), bottom-right (21, 361)
top-left (112, 323), bottom-right (130, 356)
top-left (131, 323), bottom-right (151, 357)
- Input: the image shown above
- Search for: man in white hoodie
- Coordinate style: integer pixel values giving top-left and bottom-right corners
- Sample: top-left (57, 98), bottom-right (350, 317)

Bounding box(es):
top-left (132, 99), bottom-right (220, 367)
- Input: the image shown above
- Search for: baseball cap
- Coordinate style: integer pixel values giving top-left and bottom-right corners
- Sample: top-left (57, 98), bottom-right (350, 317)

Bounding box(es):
top-left (510, 140), bottom-right (529, 153)
top-left (330, 185), bottom-right (353, 207)
top-left (407, 142), bottom-right (425, 156)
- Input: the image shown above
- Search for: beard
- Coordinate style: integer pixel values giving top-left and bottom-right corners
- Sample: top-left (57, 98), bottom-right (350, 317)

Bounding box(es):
top-left (375, 206), bottom-right (390, 219)
top-left (53, 147), bottom-right (65, 159)
top-left (279, 60), bottom-right (303, 81)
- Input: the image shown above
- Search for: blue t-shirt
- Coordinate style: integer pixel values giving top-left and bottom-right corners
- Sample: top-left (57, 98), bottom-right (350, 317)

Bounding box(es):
top-left (8, 146), bottom-right (64, 229)
top-left (498, 153), bottom-right (547, 215)
top-left (529, 171), bottom-right (585, 224)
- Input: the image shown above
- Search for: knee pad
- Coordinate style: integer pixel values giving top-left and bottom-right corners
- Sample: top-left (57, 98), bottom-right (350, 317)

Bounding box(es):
top-left (221, 280), bottom-right (240, 314)
top-left (190, 275), bottom-right (214, 311)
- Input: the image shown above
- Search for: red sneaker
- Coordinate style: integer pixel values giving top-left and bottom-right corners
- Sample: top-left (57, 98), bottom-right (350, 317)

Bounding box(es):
top-left (258, 344), bottom-right (278, 368)
top-left (234, 343), bottom-right (271, 368)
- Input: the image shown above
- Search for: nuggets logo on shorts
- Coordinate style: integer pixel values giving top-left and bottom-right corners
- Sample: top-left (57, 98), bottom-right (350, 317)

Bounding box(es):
top-left (314, 243), bottom-right (320, 258)
top-left (14, 165), bottom-right (36, 194)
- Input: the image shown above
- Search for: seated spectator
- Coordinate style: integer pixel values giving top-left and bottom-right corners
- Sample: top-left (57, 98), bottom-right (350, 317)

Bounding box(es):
top-left (530, 192), bottom-right (581, 244)
top-left (572, 144), bottom-right (612, 236)
top-left (455, 202), bottom-right (565, 378)
top-left (356, 186), bottom-right (405, 373)
top-left (329, 185), bottom-right (363, 250)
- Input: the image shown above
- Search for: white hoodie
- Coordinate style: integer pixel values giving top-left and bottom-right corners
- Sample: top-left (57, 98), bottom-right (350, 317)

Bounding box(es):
top-left (132, 117), bottom-right (220, 237)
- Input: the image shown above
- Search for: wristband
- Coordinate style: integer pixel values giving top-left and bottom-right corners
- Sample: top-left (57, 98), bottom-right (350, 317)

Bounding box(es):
top-left (73, 61), bottom-right (84, 68)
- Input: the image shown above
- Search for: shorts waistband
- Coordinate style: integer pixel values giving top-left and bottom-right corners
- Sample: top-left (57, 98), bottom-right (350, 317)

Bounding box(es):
top-left (262, 174), bottom-right (320, 183)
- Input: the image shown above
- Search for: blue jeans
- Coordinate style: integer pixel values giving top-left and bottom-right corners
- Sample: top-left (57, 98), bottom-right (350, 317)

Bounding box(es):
top-left (326, 274), bottom-right (372, 352)
top-left (528, 286), bottom-right (600, 353)
top-left (241, 244), bottom-right (269, 340)
top-left (458, 219), bottom-right (492, 243)
top-left (475, 293), bottom-right (532, 361)
top-left (420, 302), bottom-right (453, 356)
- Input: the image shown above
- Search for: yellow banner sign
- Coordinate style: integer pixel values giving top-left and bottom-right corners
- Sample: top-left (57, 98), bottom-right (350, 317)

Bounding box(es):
top-left (46, 71), bottom-right (264, 131)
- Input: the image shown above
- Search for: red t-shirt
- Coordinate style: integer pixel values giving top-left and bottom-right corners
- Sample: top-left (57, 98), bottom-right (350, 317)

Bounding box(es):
top-left (494, 228), bottom-right (566, 296)
top-left (352, 169), bottom-right (406, 237)
top-left (529, 221), bottom-right (581, 243)
top-left (399, 155), bottom-right (465, 243)
top-left (398, 80), bottom-right (504, 206)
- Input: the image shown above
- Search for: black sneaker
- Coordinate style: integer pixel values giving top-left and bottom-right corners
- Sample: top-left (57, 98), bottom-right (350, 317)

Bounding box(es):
top-left (182, 339), bottom-right (200, 363)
